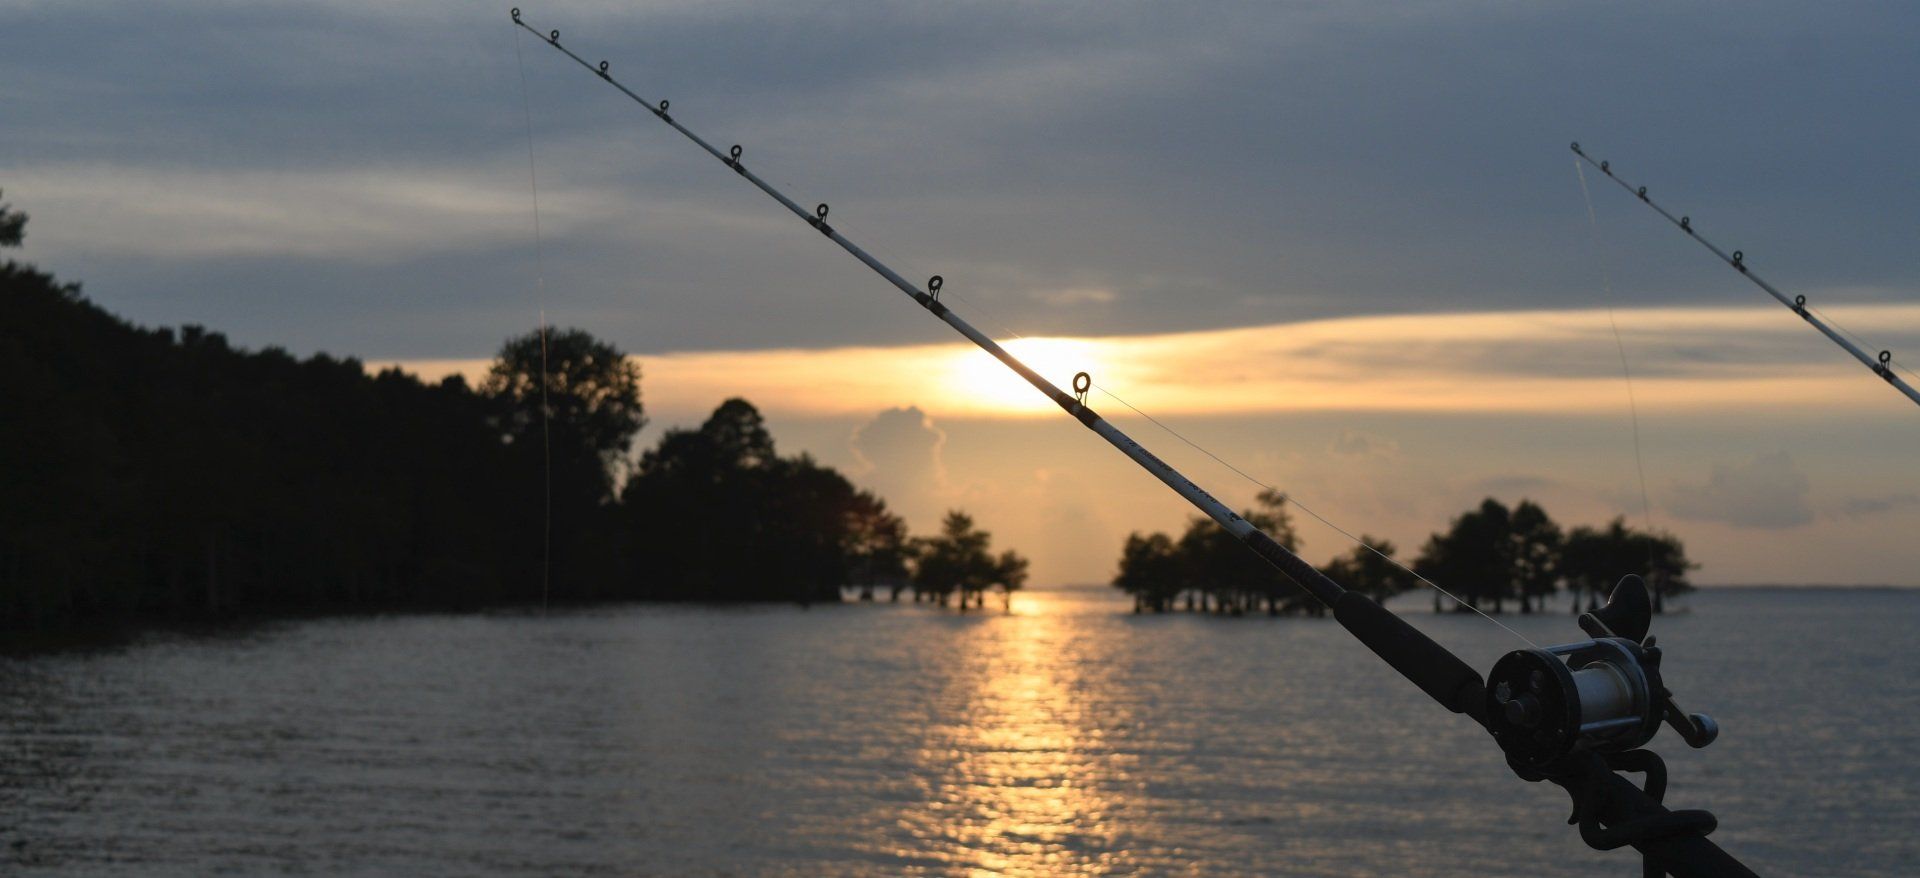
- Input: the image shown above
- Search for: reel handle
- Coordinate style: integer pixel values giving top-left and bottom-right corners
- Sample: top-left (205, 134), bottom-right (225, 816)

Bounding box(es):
top-left (1664, 700), bottom-right (1720, 748)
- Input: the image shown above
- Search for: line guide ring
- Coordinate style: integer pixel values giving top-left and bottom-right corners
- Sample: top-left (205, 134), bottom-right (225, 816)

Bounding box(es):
top-left (1073, 371), bottom-right (1092, 404)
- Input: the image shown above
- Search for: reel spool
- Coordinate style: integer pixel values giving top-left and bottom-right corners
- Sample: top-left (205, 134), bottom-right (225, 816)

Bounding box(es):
top-left (1486, 576), bottom-right (1719, 771)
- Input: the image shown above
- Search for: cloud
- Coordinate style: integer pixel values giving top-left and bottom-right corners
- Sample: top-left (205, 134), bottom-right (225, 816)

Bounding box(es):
top-left (1668, 452), bottom-right (1813, 529)
top-left (849, 406), bottom-right (949, 529)
top-left (9, 0), bottom-right (1920, 361)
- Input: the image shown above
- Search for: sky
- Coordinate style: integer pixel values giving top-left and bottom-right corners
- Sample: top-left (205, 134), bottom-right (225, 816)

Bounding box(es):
top-left (4, 0), bottom-right (1918, 587)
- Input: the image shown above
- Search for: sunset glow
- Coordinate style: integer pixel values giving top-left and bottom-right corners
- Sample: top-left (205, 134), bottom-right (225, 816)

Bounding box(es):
top-left (947, 337), bottom-right (1111, 415)
top-left (394, 302), bottom-right (1920, 422)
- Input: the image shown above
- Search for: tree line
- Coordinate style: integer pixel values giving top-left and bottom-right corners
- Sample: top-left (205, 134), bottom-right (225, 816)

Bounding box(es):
top-left (0, 195), bottom-right (1025, 630)
top-left (1113, 494), bottom-right (1695, 615)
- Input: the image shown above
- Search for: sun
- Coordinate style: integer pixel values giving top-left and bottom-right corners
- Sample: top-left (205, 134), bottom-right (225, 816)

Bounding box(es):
top-left (945, 336), bottom-right (1107, 416)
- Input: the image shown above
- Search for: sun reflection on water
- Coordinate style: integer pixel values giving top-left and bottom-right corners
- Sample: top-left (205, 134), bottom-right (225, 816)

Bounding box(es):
top-left (892, 591), bottom-right (1140, 876)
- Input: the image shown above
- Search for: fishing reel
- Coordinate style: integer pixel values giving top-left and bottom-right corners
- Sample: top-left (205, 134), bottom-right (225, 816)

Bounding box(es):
top-left (1486, 576), bottom-right (1719, 772)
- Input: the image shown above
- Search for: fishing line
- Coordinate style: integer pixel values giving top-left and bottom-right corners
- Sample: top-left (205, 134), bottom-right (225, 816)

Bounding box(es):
top-left (514, 23), bottom-right (554, 610)
top-left (1575, 160), bottom-right (1659, 577)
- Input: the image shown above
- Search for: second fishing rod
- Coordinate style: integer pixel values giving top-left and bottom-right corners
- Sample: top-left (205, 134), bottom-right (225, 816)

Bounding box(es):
top-left (1571, 142), bottom-right (1920, 409)
top-left (511, 11), bottom-right (1758, 875)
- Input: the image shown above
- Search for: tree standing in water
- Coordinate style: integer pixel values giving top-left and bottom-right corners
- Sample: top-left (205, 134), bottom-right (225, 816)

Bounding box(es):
top-left (1509, 500), bottom-right (1564, 614)
top-left (1321, 536), bottom-right (1416, 605)
top-left (1561, 517), bottom-right (1695, 613)
top-left (845, 492), bottom-right (912, 601)
top-left (992, 549), bottom-right (1030, 613)
top-left (1416, 498), bottom-right (1516, 613)
top-left (911, 510), bottom-right (998, 610)
top-left (1113, 531), bottom-right (1183, 612)
top-left (1114, 489), bottom-right (1310, 615)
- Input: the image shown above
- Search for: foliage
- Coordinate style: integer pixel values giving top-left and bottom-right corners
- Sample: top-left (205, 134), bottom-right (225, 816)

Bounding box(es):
top-left (0, 196), bottom-right (1025, 629)
top-left (2, 242), bottom-right (535, 625)
top-left (1112, 491), bottom-right (1695, 616)
top-left (0, 191), bottom-right (23, 248)
top-left (1411, 498), bottom-right (1575, 613)
top-left (910, 511), bottom-right (994, 609)
top-left (992, 549), bottom-right (1030, 610)
top-left (1321, 537), bottom-right (1416, 605)
top-left (623, 399), bottom-right (880, 604)
top-left (1112, 490), bottom-right (1319, 615)
top-left (845, 492), bottom-right (913, 600)
top-left (1562, 517), bottom-right (1695, 613)
top-left (484, 327), bottom-right (646, 507)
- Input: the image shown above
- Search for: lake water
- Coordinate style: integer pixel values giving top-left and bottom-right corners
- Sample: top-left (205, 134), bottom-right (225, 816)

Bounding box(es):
top-left (3, 587), bottom-right (1915, 877)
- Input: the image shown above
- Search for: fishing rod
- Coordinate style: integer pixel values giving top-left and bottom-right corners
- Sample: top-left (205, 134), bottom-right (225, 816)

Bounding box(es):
top-left (1571, 142), bottom-right (1920, 409)
top-left (512, 11), bottom-right (1757, 874)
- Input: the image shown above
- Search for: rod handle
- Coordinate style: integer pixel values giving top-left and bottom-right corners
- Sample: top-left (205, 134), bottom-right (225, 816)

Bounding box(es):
top-left (1334, 592), bottom-right (1487, 724)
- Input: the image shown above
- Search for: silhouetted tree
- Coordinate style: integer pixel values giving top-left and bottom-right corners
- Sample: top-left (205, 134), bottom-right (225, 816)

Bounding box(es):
top-left (617, 398), bottom-right (912, 604)
top-left (1321, 536), bottom-right (1416, 605)
top-left (0, 191), bottom-right (23, 247)
top-left (1, 197), bottom-right (542, 625)
top-left (479, 327), bottom-right (645, 598)
top-left (1113, 531), bottom-right (1183, 612)
top-left (1416, 498), bottom-right (1515, 613)
top-left (992, 549), bottom-right (1030, 612)
top-left (1, 192), bottom-right (950, 630)
top-left (484, 327), bottom-right (645, 503)
top-left (1561, 517), bottom-right (1696, 614)
top-left (1509, 500), bottom-right (1563, 613)
top-left (846, 492), bottom-right (911, 601)
top-left (911, 511), bottom-right (998, 610)
top-left (1113, 490), bottom-right (1315, 616)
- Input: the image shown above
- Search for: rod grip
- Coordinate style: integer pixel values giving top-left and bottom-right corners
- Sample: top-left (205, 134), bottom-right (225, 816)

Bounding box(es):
top-left (1334, 592), bottom-right (1487, 724)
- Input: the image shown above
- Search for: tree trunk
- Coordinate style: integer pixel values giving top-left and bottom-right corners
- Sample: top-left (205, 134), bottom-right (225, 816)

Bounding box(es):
top-left (205, 529), bottom-right (221, 613)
